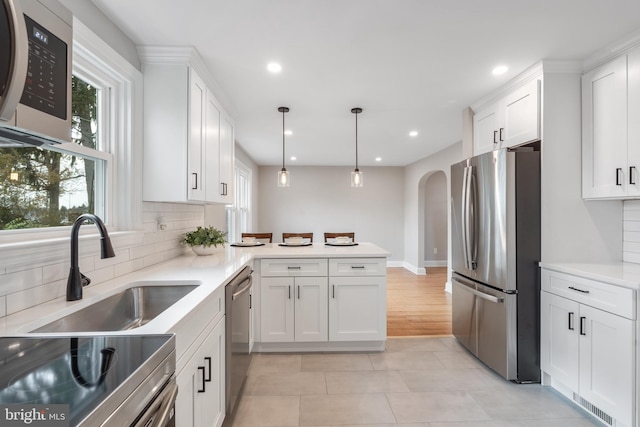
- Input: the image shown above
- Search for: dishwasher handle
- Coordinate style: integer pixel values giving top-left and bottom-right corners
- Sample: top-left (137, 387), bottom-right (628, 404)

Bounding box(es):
top-left (232, 275), bottom-right (253, 300)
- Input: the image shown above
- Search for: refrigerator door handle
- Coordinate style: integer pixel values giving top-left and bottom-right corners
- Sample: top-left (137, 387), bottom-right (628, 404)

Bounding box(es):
top-left (452, 277), bottom-right (504, 303)
top-left (468, 170), bottom-right (478, 270)
top-left (461, 166), bottom-right (470, 269)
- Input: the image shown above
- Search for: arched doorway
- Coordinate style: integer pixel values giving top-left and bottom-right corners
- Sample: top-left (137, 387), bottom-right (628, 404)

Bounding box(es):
top-left (422, 170), bottom-right (447, 269)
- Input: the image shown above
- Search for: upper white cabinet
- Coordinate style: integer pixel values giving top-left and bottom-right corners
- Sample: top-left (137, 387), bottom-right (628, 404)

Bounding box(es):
top-left (582, 47), bottom-right (640, 199)
top-left (140, 47), bottom-right (235, 204)
top-left (473, 79), bottom-right (540, 155)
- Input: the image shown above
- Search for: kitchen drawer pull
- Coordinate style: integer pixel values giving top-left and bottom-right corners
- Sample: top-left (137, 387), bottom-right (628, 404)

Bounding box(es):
top-left (568, 312), bottom-right (574, 330)
top-left (350, 266), bottom-right (366, 269)
top-left (580, 316), bottom-right (586, 336)
top-left (631, 166), bottom-right (637, 185)
top-left (192, 173), bottom-right (198, 190)
top-left (499, 127), bottom-right (504, 142)
top-left (288, 285), bottom-right (291, 299)
top-left (616, 168), bottom-right (623, 186)
top-left (332, 284), bottom-right (335, 299)
top-left (287, 266), bottom-right (302, 270)
top-left (197, 366), bottom-right (206, 393)
top-left (568, 286), bottom-right (590, 294)
top-left (297, 285), bottom-right (300, 299)
top-left (204, 356), bottom-right (212, 382)
top-left (493, 130), bottom-right (498, 144)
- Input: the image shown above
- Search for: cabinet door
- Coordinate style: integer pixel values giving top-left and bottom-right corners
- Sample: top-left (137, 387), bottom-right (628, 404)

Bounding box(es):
top-left (219, 116), bottom-right (235, 203)
top-left (473, 103), bottom-right (500, 155)
top-left (201, 318), bottom-right (226, 427)
top-left (582, 55), bottom-right (628, 198)
top-left (175, 349), bottom-right (197, 426)
top-left (502, 79), bottom-right (540, 148)
top-left (294, 277), bottom-right (328, 342)
top-left (260, 277), bottom-right (295, 342)
top-left (628, 47), bottom-right (640, 197)
top-left (329, 276), bottom-right (386, 341)
top-left (540, 291), bottom-right (579, 391)
top-left (205, 90), bottom-right (221, 202)
top-left (578, 304), bottom-right (634, 427)
top-left (188, 68), bottom-right (207, 201)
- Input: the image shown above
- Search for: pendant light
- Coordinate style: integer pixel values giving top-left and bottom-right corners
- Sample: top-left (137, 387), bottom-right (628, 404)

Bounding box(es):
top-left (277, 106), bottom-right (290, 187)
top-left (351, 107), bottom-right (363, 187)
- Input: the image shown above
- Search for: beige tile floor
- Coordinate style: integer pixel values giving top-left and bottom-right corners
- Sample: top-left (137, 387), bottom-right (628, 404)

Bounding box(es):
top-left (230, 336), bottom-right (601, 427)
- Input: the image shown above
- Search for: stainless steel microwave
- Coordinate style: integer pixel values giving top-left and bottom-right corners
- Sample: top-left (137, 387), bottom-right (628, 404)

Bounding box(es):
top-left (0, 0), bottom-right (72, 145)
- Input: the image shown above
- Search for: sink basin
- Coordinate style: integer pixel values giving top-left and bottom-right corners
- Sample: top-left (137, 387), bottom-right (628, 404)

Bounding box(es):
top-left (32, 284), bottom-right (198, 332)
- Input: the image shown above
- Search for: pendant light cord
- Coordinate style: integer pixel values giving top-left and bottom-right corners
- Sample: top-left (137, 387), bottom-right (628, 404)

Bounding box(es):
top-left (282, 109), bottom-right (285, 169)
top-left (355, 110), bottom-right (359, 170)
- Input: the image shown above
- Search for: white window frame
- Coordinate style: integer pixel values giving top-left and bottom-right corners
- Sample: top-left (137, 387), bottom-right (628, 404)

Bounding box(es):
top-left (226, 159), bottom-right (251, 243)
top-left (0, 18), bottom-right (143, 269)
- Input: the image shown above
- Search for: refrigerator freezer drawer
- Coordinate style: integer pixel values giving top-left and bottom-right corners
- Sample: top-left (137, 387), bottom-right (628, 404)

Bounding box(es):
top-left (452, 279), bottom-right (477, 355)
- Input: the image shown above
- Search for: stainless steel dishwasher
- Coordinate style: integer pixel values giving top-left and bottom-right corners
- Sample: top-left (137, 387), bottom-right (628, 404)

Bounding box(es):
top-left (224, 266), bottom-right (253, 424)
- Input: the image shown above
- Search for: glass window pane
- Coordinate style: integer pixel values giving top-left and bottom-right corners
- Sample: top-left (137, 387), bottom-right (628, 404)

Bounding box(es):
top-left (0, 146), bottom-right (103, 229)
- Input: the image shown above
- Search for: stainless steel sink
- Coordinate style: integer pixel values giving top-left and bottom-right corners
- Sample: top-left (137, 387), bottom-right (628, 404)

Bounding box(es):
top-left (32, 284), bottom-right (198, 332)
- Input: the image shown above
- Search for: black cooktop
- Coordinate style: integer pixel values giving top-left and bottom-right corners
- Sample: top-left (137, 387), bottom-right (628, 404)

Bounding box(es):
top-left (0, 335), bottom-right (173, 426)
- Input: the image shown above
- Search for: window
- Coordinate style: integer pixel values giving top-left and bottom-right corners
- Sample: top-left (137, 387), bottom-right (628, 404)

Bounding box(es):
top-left (226, 161), bottom-right (251, 243)
top-left (0, 76), bottom-right (106, 230)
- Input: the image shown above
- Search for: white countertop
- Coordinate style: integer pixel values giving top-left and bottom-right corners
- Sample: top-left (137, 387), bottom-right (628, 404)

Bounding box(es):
top-left (0, 242), bottom-right (389, 336)
top-left (540, 261), bottom-right (640, 290)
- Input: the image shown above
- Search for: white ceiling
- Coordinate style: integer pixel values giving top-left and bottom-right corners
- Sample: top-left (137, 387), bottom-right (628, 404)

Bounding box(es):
top-left (91, 0), bottom-right (640, 167)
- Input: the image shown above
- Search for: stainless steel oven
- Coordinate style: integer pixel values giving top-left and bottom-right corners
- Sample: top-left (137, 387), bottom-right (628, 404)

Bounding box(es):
top-left (224, 266), bottom-right (253, 425)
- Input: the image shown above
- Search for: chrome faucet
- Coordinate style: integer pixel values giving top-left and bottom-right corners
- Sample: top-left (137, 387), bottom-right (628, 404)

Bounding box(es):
top-left (67, 214), bottom-right (115, 301)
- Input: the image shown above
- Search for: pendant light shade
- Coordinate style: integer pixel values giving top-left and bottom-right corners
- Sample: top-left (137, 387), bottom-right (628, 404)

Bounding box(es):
top-left (351, 107), bottom-right (363, 187)
top-left (277, 106), bottom-right (290, 187)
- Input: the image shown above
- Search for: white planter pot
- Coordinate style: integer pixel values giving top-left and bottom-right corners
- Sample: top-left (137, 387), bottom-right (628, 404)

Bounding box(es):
top-left (191, 245), bottom-right (223, 256)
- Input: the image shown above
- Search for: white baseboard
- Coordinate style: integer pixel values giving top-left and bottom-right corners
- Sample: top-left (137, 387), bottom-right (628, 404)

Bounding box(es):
top-left (445, 280), bottom-right (452, 294)
top-left (423, 260), bottom-right (447, 268)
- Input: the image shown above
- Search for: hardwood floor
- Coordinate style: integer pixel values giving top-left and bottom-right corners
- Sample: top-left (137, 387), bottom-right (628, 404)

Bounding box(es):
top-left (386, 266), bottom-right (452, 337)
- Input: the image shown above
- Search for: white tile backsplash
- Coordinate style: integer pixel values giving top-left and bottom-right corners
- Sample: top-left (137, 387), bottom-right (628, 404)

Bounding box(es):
top-left (623, 200), bottom-right (640, 264)
top-left (0, 202), bottom-right (206, 317)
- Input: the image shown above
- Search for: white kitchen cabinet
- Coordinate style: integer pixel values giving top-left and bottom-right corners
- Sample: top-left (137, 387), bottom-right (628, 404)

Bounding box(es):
top-left (541, 269), bottom-right (635, 427)
top-left (328, 258), bottom-right (387, 341)
top-left (582, 55), bottom-right (630, 199)
top-left (140, 47), bottom-right (234, 204)
top-left (176, 316), bottom-right (226, 427)
top-left (473, 79), bottom-right (540, 155)
top-left (260, 275), bottom-right (328, 343)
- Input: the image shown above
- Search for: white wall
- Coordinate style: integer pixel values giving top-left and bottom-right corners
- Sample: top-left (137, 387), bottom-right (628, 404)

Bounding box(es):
top-left (404, 142), bottom-right (464, 275)
top-left (258, 165), bottom-right (404, 262)
top-left (540, 72), bottom-right (622, 263)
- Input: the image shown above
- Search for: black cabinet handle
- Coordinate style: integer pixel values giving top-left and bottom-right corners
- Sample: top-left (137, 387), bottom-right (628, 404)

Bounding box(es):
top-left (351, 266), bottom-right (365, 269)
top-left (297, 285), bottom-right (300, 299)
top-left (580, 317), bottom-right (586, 336)
top-left (220, 182), bottom-right (228, 196)
top-left (204, 357), bottom-right (212, 382)
top-left (616, 168), bottom-right (623, 186)
top-left (332, 285), bottom-right (335, 299)
top-left (197, 366), bottom-right (206, 393)
top-left (493, 130), bottom-right (498, 144)
top-left (287, 266), bottom-right (302, 270)
top-left (249, 294), bottom-right (252, 309)
top-left (568, 312), bottom-right (574, 330)
top-left (631, 166), bottom-right (637, 185)
top-left (192, 173), bottom-right (198, 189)
top-left (499, 127), bottom-right (504, 142)
top-left (568, 286), bottom-right (590, 294)
top-left (288, 285), bottom-right (291, 299)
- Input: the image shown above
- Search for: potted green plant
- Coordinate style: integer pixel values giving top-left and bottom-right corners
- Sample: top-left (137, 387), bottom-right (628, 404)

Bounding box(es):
top-left (183, 226), bottom-right (227, 256)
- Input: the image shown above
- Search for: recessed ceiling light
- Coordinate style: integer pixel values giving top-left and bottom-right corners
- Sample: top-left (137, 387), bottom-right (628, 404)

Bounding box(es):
top-left (290, 156), bottom-right (296, 161)
top-left (375, 157), bottom-right (382, 162)
top-left (267, 62), bottom-right (282, 73)
top-left (284, 129), bottom-right (292, 136)
top-left (492, 65), bottom-right (508, 76)
top-left (409, 131), bottom-right (418, 137)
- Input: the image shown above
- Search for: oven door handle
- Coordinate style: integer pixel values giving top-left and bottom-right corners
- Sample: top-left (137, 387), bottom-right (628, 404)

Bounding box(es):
top-left (131, 379), bottom-right (178, 427)
top-left (232, 275), bottom-right (253, 300)
top-left (153, 381), bottom-right (178, 427)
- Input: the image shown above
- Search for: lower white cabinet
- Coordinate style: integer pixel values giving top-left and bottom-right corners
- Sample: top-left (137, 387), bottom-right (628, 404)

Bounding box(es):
top-left (260, 276), bottom-right (328, 342)
top-left (329, 276), bottom-right (386, 341)
top-left (176, 317), bottom-right (226, 427)
top-left (541, 269), bottom-right (636, 427)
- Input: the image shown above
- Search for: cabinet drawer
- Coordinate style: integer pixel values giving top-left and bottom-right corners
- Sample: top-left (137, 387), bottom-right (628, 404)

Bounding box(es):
top-left (541, 269), bottom-right (636, 319)
top-left (329, 258), bottom-right (386, 276)
top-left (261, 258), bottom-right (328, 277)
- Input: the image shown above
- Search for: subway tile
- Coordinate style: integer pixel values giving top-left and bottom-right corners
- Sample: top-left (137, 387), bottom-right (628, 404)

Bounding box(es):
top-left (7, 279), bottom-right (65, 316)
top-left (0, 267), bottom-right (43, 295)
top-left (0, 296), bottom-right (6, 317)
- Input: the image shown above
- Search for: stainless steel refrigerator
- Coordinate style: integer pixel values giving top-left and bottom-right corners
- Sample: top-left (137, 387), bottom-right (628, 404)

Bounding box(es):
top-left (450, 148), bottom-right (540, 383)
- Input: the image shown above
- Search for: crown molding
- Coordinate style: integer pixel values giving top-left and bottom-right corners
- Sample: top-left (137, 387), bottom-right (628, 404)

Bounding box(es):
top-left (583, 29), bottom-right (640, 72)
